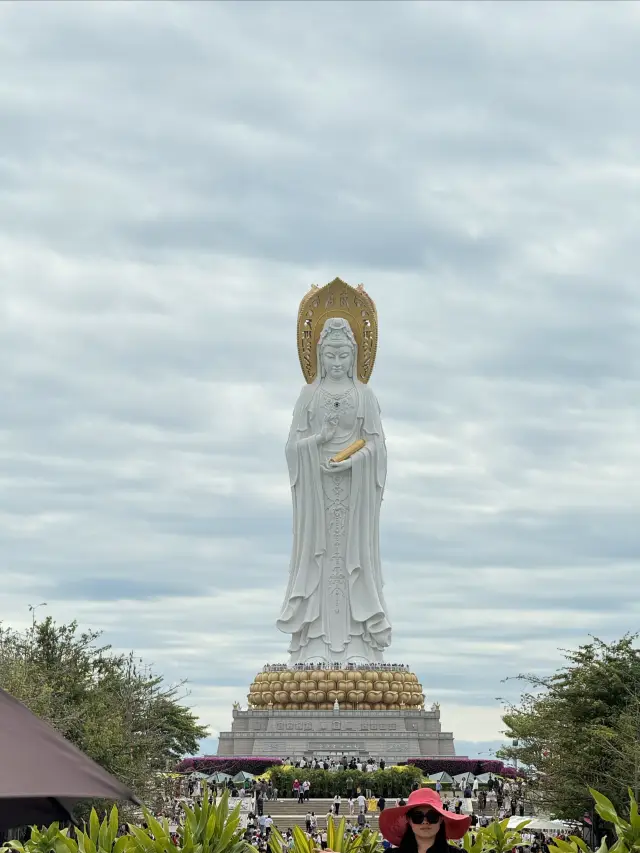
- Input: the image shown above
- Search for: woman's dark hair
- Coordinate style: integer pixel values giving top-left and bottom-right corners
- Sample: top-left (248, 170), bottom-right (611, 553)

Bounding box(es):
top-left (396, 822), bottom-right (450, 853)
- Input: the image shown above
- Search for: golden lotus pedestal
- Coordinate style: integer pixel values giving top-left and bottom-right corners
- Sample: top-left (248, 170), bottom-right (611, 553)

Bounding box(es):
top-left (248, 667), bottom-right (425, 711)
top-left (217, 665), bottom-right (457, 762)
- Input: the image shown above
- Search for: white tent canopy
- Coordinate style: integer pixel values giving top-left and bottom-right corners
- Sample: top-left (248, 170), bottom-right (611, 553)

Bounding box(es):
top-left (429, 771), bottom-right (454, 784)
top-left (507, 817), bottom-right (571, 833)
top-left (453, 772), bottom-right (475, 787)
top-left (475, 773), bottom-right (495, 784)
top-left (232, 771), bottom-right (255, 783)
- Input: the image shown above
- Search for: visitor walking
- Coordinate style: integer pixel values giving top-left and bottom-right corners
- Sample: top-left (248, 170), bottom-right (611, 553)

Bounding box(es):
top-left (333, 794), bottom-right (341, 815)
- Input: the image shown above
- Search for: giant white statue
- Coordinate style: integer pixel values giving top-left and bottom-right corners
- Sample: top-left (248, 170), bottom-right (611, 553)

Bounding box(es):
top-left (277, 279), bottom-right (392, 664)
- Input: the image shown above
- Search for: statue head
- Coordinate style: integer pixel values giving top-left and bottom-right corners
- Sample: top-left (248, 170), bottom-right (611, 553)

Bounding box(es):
top-left (318, 317), bottom-right (356, 380)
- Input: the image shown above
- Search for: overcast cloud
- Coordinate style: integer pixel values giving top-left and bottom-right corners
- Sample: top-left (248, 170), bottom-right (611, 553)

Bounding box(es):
top-left (2, 0), bottom-right (640, 758)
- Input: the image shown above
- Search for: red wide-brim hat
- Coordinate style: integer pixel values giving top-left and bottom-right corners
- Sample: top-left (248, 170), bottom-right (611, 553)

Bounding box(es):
top-left (379, 789), bottom-right (471, 845)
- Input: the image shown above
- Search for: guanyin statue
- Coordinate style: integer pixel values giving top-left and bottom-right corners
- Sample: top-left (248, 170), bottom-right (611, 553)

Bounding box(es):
top-left (276, 279), bottom-right (392, 664)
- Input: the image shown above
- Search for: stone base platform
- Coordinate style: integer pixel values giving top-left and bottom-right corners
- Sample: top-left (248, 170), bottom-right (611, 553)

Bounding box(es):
top-left (216, 706), bottom-right (456, 763)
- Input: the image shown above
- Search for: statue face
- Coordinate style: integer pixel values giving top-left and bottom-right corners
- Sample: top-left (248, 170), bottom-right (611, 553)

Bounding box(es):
top-left (322, 343), bottom-right (354, 379)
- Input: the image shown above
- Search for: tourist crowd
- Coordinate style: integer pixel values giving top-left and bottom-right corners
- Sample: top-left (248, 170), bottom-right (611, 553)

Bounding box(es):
top-left (151, 772), bottom-right (574, 853)
top-left (280, 754), bottom-right (387, 773)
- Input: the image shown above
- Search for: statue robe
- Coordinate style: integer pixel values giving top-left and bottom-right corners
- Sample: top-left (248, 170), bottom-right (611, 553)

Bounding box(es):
top-left (276, 378), bottom-right (392, 663)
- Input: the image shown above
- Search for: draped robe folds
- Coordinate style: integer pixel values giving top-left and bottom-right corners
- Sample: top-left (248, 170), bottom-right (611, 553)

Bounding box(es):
top-left (276, 378), bottom-right (392, 663)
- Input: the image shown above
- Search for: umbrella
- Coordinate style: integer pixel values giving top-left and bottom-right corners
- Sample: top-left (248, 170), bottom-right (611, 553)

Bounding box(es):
top-left (232, 771), bottom-right (254, 783)
top-left (0, 687), bottom-right (138, 831)
top-left (428, 771), bottom-right (453, 784)
top-left (453, 772), bottom-right (475, 788)
top-left (188, 771), bottom-right (209, 779)
top-left (208, 772), bottom-right (232, 784)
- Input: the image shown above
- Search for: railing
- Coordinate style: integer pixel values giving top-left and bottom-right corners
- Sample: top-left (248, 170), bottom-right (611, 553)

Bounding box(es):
top-left (261, 663), bottom-right (412, 673)
top-left (235, 708), bottom-right (436, 716)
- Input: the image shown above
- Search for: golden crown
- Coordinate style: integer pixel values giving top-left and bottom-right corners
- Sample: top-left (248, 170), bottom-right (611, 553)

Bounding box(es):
top-left (297, 278), bottom-right (378, 384)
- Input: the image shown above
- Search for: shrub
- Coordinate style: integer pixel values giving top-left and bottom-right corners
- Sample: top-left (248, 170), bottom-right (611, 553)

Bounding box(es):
top-left (270, 816), bottom-right (381, 853)
top-left (3, 791), bottom-right (252, 853)
top-left (268, 766), bottom-right (422, 798)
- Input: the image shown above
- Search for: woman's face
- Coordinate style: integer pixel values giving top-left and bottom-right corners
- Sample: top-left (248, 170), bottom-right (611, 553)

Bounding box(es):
top-left (408, 810), bottom-right (443, 845)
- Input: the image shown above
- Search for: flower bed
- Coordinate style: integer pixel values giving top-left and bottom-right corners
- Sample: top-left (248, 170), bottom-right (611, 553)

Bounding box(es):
top-left (176, 756), bottom-right (283, 776)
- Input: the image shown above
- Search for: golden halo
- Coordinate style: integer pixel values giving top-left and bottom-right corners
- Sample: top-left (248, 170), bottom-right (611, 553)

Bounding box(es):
top-left (297, 278), bottom-right (378, 384)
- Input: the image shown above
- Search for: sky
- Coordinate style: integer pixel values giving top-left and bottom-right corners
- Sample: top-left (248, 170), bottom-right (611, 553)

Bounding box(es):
top-left (2, 0), bottom-right (640, 761)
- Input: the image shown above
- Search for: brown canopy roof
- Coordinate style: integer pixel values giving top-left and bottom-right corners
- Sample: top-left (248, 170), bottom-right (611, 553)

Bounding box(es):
top-left (0, 688), bottom-right (138, 830)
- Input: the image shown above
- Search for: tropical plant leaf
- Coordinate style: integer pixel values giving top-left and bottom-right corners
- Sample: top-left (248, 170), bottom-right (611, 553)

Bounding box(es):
top-left (590, 789), bottom-right (623, 828)
top-left (327, 817), bottom-right (335, 853)
top-left (89, 811), bottom-right (100, 848)
top-left (113, 838), bottom-right (131, 853)
top-left (569, 837), bottom-right (591, 853)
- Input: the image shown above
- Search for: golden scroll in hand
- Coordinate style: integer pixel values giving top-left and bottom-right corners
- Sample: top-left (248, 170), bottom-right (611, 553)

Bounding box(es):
top-left (330, 439), bottom-right (365, 464)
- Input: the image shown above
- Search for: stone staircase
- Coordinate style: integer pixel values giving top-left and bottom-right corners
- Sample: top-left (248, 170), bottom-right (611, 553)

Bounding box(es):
top-left (258, 799), bottom-right (381, 834)
top-left (254, 796), bottom-right (536, 834)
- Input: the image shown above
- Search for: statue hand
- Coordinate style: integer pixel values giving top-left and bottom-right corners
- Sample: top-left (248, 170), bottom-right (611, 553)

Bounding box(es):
top-left (318, 413), bottom-right (339, 444)
top-left (322, 458), bottom-right (352, 474)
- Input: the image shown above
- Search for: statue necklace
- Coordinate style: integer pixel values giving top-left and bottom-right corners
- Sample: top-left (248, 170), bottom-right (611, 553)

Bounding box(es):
top-left (320, 380), bottom-right (355, 416)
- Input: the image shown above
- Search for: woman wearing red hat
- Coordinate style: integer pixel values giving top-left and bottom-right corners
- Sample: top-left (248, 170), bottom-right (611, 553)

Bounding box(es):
top-left (377, 788), bottom-right (471, 852)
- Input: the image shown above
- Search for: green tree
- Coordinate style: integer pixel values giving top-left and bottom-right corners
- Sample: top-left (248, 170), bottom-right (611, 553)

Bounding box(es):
top-left (0, 615), bottom-right (208, 812)
top-left (500, 635), bottom-right (640, 823)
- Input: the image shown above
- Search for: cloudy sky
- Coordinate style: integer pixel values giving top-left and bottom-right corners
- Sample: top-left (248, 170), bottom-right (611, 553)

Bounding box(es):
top-left (2, 0), bottom-right (640, 759)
